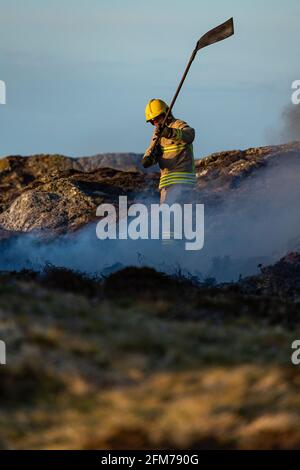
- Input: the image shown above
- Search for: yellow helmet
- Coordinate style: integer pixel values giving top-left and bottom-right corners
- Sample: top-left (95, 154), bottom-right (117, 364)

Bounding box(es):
top-left (145, 99), bottom-right (168, 122)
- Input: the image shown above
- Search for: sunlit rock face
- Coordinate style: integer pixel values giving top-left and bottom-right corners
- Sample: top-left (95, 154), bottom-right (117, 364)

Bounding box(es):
top-left (0, 142), bottom-right (299, 235)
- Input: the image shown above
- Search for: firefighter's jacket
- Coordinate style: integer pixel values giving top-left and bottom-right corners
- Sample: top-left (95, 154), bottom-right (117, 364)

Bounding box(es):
top-left (142, 118), bottom-right (196, 189)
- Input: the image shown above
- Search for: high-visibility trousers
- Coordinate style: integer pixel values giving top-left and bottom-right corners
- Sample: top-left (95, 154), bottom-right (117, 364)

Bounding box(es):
top-left (159, 184), bottom-right (196, 245)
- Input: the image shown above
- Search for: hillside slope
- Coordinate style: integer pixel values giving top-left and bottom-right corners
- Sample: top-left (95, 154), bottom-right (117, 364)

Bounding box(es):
top-left (0, 142), bottom-right (299, 236)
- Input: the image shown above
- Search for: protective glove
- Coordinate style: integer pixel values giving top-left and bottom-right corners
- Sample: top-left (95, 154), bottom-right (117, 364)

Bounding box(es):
top-left (142, 145), bottom-right (161, 168)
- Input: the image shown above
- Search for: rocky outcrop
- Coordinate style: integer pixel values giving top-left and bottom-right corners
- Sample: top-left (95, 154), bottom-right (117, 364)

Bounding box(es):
top-left (195, 141), bottom-right (300, 204)
top-left (0, 186), bottom-right (94, 234)
top-left (0, 142), bottom-right (299, 235)
top-left (0, 160), bottom-right (158, 235)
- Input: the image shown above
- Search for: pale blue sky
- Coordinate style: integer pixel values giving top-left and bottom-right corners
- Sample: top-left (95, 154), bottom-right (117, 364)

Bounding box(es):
top-left (0, 0), bottom-right (299, 157)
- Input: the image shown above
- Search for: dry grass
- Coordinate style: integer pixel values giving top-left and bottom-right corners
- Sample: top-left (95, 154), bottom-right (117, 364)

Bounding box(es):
top-left (0, 269), bottom-right (299, 449)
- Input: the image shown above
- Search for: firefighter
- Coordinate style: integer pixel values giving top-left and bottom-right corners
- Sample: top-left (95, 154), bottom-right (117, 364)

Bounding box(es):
top-left (142, 98), bottom-right (196, 205)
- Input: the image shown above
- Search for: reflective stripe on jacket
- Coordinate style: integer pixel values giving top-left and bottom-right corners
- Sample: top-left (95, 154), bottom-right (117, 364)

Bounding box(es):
top-left (142, 118), bottom-right (196, 189)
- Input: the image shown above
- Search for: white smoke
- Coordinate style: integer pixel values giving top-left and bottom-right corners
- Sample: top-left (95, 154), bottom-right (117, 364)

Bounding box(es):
top-left (281, 104), bottom-right (300, 142)
top-left (0, 151), bottom-right (300, 282)
top-left (267, 103), bottom-right (300, 144)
